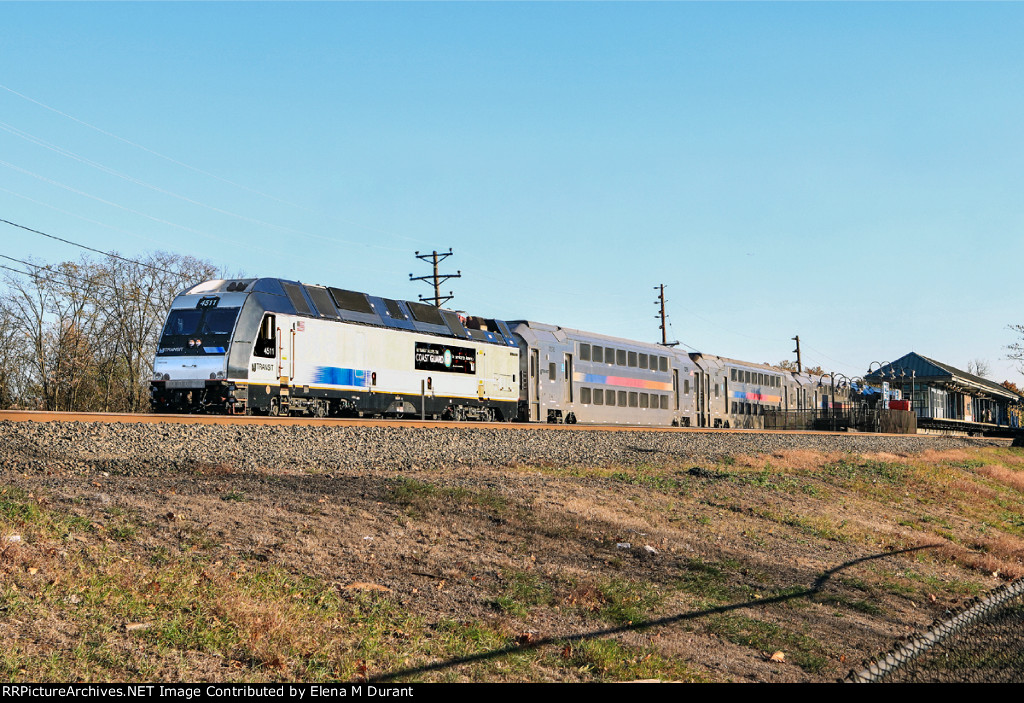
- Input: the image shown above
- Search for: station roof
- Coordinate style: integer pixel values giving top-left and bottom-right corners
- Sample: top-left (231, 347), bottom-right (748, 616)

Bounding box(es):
top-left (864, 352), bottom-right (1021, 402)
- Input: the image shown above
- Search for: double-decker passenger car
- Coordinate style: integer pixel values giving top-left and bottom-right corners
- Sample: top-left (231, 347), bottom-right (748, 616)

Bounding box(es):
top-left (508, 321), bottom-right (695, 426)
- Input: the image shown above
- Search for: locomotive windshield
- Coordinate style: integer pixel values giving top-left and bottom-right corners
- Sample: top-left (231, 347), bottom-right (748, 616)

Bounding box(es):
top-left (157, 307), bottom-right (240, 356)
top-left (201, 307), bottom-right (241, 335)
top-left (162, 309), bottom-right (203, 336)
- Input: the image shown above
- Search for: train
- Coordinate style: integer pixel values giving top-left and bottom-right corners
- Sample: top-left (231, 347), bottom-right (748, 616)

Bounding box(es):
top-left (150, 277), bottom-right (840, 428)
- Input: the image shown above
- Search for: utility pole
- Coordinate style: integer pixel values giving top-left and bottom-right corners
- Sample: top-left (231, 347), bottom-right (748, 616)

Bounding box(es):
top-left (653, 284), bottom-right (679, 347)
top-left (792, 335), bottom-right (803, 374)
top-left (409, 249), bottom-right (461, 308)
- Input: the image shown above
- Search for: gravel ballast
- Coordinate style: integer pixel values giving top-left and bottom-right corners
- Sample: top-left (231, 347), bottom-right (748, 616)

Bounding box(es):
top-left (0, 419), bottom-right (1007, 476)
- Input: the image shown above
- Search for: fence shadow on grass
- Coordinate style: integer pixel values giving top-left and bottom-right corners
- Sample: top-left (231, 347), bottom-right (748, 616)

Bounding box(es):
top-left (366, 544), bottom-right (936, 683)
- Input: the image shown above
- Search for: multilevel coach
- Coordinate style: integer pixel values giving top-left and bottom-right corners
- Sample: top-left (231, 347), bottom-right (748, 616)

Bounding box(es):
top-left (152, 278), bottom-right (833, 428)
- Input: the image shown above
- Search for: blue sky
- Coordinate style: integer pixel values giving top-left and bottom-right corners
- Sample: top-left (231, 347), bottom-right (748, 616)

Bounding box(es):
top-left (2, 2), bottom-right (1023, 383)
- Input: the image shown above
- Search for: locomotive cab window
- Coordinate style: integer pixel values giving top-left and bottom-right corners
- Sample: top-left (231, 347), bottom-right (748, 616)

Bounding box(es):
top-left (162, 309), bottom-right (202, 337)
top-left (200, 307), bottom-right (241, 336)
top-left (255, 314), bottom-right (277, 359)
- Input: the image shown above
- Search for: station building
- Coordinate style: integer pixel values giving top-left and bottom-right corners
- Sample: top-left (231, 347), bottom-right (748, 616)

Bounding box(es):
top-left (864, 353), bottom-right (1022, 427)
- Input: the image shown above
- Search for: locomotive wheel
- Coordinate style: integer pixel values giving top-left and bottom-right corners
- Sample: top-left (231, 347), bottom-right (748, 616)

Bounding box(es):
top-left (313, 400), bottom-right (328, 419)
top-left (269, 398), bottom-right (281, 416)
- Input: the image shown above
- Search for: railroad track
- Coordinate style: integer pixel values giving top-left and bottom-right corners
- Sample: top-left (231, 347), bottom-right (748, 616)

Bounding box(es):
top-left (0, 409), bottom-right (963, 438)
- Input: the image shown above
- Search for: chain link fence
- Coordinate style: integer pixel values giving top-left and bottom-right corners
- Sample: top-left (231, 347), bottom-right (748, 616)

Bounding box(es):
top-left (848, 578), bottom-right (1024, 682)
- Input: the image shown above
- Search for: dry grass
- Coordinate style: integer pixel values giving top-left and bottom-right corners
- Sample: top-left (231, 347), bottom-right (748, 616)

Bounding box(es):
top-left (915, 448), bottom-right (976, 465)
top-left (768, 449), bottom-right (847, 472)
top-left (4, 440), bottom-right (1024, 683)
top-left (975, 464), bottom-right (1024, 494)
top-left (949, 479), bottom-right (1000, 500)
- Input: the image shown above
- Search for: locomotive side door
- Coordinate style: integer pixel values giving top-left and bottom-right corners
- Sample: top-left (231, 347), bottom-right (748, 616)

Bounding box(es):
top-left (281, 322), bottom-right (296, 385)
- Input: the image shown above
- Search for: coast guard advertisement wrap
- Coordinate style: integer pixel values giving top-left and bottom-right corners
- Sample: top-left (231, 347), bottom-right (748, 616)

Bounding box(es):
top-left (414, 343), bottom-right (476, 374)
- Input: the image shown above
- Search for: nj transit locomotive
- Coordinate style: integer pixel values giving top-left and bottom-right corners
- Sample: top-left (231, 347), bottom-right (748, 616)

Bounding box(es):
top-left (151, 278), bottom-right (835, 428)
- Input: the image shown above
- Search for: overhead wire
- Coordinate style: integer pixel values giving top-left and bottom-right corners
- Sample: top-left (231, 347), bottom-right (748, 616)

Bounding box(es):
top-left (0, 82), bottom-right (311, 213)
top-left (0, 184), bottom-right (165, 248)
top-left (0, 120), bottom-right (414, 253)
top-left (0, 218), bottom-right (178, 275)
top-left (0, 158), bottom-right (284, 257)
top-left (0, 82), bottom-right (433, 249)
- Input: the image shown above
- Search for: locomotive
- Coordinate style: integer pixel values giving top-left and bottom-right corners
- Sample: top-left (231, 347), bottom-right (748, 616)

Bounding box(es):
top-left (151, 277), bottom-right (834, 428)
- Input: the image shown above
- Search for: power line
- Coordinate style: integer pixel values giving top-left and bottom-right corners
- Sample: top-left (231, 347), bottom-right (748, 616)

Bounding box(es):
top-left (0, 253), bottom-right (167, 305)
top-left (0, 82), bottom-right (433, 250)
top-left (0, 82), bottom-right (310, 212)
top-left (0, 120), bottom-right (412, 254)
top-left (0, 217), bottom-right (175, 274)
top-left (0, 158), bottom-right (282, 256)
top-left (0, 184), bottom-right (164, 248)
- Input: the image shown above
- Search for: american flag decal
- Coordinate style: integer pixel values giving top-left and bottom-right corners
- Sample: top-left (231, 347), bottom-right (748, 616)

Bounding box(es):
top-left (296, 321), bottom-right (305, 332)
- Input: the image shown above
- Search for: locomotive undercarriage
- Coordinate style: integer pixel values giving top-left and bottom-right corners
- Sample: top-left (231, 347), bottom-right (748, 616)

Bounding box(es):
top-left (150, 381), bottom-right (243, 415)
top-left (153, 380), bottom-right (514, 421)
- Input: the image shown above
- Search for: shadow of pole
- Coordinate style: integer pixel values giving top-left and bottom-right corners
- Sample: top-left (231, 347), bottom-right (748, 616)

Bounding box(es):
top-left (366, 544), bottom-right (936, 683)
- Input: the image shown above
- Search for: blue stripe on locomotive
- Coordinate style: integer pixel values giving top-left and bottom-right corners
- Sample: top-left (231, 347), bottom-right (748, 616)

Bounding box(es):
top-left (311, 366), bottom-right (369, 387)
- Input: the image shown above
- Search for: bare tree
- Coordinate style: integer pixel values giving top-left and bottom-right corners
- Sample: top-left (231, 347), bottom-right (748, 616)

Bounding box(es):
top-left (967, 358), bottom-right (992, 378)
top-left (0, 251), bottom-right (217, 412)
top-left (0, 294), bottom-right (33, 407)
top-left (1008, 325), bottom-right (1024, 374)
